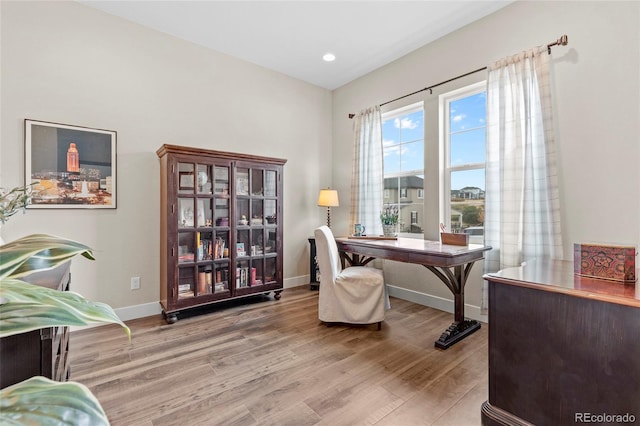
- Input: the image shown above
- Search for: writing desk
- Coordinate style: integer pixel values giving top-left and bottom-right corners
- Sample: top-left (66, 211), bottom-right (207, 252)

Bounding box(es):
top-left (335, 236), bottom-right (491, 349)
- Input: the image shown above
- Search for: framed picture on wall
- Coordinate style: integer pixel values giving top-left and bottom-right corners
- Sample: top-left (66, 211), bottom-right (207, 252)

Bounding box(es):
top-left (25, 119), bottom-right (117, 209)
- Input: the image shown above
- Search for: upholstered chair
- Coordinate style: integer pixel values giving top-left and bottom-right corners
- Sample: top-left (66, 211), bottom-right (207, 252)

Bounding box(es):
top-left (314, 225), bottom-right (388, 330)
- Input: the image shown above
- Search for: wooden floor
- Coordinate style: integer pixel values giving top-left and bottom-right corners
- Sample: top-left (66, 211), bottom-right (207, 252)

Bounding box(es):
top-left (70, 287), bottom-right (488, 426)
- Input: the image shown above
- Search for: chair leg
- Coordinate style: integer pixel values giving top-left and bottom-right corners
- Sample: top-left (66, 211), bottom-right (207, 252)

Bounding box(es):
top-left (377, 321), bottom-right (382, 331)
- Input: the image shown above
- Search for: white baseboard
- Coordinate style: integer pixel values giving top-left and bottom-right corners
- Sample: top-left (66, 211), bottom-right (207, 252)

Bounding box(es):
top-left (108, 276), bottom-right (311, 323)
top-left (114, 301), bottom-right (163, 322)
top-left (284, 275), bottom-right (312, 289)
top-left (387, 284), bottom-right (487, 324)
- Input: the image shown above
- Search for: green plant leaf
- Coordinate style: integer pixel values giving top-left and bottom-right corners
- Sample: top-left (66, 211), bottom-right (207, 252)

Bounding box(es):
top-left (0, 278), bottom-right (130, 339)
top-left (0, 234), bottom-right (95, 280)
top-left (0, 376), bottom-right (110, 426)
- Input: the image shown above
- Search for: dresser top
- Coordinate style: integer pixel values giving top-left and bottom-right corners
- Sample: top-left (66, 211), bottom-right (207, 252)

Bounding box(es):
top-left (484, 260), bottom-right (639, 308)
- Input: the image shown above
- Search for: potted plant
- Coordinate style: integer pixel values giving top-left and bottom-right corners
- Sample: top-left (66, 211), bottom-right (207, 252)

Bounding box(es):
top-left (0, 185), bottom-right (35, 245)
top-left (0, 186), bottom-right (130, 425)
top-left (380, 204), bottom-right (399, 237)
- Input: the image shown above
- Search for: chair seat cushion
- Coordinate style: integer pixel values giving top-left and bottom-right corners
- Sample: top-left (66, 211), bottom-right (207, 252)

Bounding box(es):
top-left (337, 266), bottom-right (384, 287)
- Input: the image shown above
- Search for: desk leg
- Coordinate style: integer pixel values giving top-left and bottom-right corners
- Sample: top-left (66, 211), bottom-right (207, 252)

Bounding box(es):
top-left (425, 262), bottom-right (481, 350)
top-left (309, 238), bottom-right (319, 290)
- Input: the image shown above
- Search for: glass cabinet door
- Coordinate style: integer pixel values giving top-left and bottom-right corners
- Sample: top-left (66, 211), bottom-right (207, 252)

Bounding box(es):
top-left (233, 164), bottom-right (280, 293)
top-left (175, 160), bottom-right (231, 301)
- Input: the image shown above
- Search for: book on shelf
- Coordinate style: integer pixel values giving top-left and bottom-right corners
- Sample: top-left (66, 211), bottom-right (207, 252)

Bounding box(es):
top-left (236, 267), bottom-right (251, 287)
top-left (214, 237), bottom-right (226, 259)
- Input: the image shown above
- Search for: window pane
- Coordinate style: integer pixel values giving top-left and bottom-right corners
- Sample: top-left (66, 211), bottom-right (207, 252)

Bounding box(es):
top-left (383, 177), bottom-right (399, 204)
top-left (382, 104), bottom-right (424, 238)
top-left (383, 146), bottom-right (401, 175)
top-left (400, 140), bottom-right (424, 172)
top-left (398, 111), bottom-right (423, 142)
top-left (450, 92), bottom-right (486, 133)
top-left (399, 204), bottom-right (423, 233)
top-left (450, 169), bottom-right (485, 234)
top-left (382, 119), bottom-right (400, 145)
top-left (450, 128), bottom-right (486, 166)
top-left (399, 174), bottom-right (423, 233)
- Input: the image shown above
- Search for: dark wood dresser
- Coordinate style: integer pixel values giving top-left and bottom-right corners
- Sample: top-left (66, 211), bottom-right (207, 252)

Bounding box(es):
top-left (482, 260), bottom-right (639, 425)
top-left (0, 262), bottom-right (72, 389)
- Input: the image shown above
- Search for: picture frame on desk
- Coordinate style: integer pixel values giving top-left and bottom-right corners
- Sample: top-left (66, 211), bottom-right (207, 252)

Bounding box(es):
top-left (25, 119), bottom-right (117, 209)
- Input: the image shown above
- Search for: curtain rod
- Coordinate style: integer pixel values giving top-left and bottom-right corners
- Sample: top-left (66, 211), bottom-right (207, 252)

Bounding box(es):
top-left (348, 34), bottom-right (568, 119)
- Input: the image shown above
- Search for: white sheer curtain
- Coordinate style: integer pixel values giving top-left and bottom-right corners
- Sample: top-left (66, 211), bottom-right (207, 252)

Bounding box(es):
top-left (350, 106), bottom-right (384, 236)
top-left (483, 46), bottom-right (563, 311)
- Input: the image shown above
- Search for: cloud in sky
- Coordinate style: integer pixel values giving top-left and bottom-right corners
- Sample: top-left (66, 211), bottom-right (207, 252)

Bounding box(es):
top-left (452, 114), bottom-right (466, 122)
top-left (394, 117), bottom-right (418, 129)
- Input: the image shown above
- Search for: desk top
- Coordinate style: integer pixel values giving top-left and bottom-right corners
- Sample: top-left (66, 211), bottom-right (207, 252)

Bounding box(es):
top-left (484, 260), bottom-right (640, 308)
top-left (335, 236), bottom-right (491, 267)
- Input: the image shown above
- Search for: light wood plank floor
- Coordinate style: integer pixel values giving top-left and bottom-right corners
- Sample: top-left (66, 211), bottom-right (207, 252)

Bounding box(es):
top-left (70, 287), bottom-right (488, 426)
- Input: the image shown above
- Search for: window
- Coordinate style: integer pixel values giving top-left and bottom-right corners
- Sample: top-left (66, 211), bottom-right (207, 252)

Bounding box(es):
top-left (382, 102), bottom-right (424, 235)
top-left (440, 82), bottom-right (486, 237)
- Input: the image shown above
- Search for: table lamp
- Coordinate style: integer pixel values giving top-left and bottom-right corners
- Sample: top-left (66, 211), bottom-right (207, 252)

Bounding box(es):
top-left (317, 188), bottom-right (339, 228)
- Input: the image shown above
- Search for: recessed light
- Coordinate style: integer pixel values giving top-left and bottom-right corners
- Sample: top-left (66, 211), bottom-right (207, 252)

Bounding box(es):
top-left (322, 53), bottom-right (336, 62)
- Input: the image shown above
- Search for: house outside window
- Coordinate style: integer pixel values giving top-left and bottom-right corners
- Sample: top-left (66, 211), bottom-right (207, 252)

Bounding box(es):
top-left (382, 102), bottom-right (424, 236)
top-left (440, 82), bottom-right (486, 237)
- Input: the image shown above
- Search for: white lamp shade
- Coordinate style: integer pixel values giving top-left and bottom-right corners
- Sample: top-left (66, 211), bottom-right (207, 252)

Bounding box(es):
top-left (317, 189), bottom-right (339, 207)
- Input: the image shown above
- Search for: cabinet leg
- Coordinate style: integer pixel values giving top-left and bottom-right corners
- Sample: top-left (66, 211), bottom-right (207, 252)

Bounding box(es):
top-left (274, 291), bottom-right (283, 300)
top-left (163, 311), bottom-right (178, 324)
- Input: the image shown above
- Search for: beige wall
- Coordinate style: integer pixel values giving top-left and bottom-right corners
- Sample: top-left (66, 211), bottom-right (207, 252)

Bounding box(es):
top-left (1, 1), bottom-right (332, 315)
top-left (332, 1), bottom-right (640, 318)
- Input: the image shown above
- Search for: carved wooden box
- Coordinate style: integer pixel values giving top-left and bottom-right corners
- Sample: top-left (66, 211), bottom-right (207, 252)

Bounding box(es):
top-left (573, 243), bottom-right (636, 282)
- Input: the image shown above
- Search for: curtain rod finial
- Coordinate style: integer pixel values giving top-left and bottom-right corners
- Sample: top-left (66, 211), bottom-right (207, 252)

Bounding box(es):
top-left (348, 113), bottom-right (355, 119)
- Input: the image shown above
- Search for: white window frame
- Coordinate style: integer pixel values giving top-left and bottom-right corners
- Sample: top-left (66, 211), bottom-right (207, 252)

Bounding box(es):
top-left (439, 81), bottom-right (486, 231)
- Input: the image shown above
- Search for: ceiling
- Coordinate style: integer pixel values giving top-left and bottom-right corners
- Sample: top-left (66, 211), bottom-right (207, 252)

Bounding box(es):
top-left (81, 1), bottom-right (513, 90)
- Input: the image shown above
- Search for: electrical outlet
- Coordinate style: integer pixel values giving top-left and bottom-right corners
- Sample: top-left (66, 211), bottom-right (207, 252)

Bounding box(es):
top-left (131, 276), bottom-right (140, 290)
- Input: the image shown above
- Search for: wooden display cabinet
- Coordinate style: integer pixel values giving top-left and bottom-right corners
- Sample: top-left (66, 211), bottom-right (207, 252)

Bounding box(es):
top-left (157, 144), bottom-right (286, 323)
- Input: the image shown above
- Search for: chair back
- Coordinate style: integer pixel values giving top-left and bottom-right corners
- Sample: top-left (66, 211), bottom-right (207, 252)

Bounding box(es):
top-left (314, 226), bottom-right (340, 284)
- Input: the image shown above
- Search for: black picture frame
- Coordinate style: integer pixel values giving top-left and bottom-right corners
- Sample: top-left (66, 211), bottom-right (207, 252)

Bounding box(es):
top-left (25, 119), bottom-right (117, 209)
